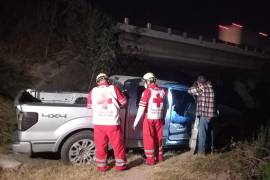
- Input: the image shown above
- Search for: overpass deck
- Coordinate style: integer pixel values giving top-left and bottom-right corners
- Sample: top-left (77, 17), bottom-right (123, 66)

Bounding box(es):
top-left (118, 23), bottom-right (270, 70)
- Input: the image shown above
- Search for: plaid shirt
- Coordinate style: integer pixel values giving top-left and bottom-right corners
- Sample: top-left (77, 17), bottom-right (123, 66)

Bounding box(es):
top-left (188, 81), bottom-right (215, 118)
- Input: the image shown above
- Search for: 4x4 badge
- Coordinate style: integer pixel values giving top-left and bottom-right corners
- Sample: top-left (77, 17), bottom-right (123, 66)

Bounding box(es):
top-left (41, 114), bottom-right (67, 118)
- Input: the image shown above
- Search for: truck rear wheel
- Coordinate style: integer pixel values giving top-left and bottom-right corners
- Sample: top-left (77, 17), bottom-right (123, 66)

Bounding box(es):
top-left (60, 130), bottom-right (95, 165)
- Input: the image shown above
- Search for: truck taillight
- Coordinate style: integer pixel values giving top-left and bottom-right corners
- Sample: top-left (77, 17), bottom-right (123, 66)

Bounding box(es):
top-left (19, 112), bottom-right (38, 131)
top-left (17, 112), bottom-right (23, 130)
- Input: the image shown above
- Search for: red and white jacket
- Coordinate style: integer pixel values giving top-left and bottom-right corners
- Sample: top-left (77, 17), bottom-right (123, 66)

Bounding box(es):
top-left (87, 81), bottom-right (127, 125)
top-left (133, 83), bottom-right (166, 127)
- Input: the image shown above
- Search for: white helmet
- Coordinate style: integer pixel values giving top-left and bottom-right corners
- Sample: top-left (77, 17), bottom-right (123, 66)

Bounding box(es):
top-left (96, 73), bottom-right (109, 83)
top-left (143, 72), bottom-right (156, 83)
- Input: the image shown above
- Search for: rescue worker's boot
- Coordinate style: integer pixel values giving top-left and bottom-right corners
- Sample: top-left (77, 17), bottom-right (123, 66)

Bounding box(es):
top-left (157, 155), bottom-right (164, 162)
top-left (115, 164), bottom-right (128, 171)
top-left (114, 157), bottom-right (127, 171)
top-left (146, 157), bottom-right (155, 165)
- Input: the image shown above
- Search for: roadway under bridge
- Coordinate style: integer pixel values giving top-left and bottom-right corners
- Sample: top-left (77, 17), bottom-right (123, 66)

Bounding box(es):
top-left (118, 23), bottom-right (270, 71)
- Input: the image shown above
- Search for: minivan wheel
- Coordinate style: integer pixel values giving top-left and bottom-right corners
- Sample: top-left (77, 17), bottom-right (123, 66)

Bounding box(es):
top-left (60, 130), bottom-right (95, 165)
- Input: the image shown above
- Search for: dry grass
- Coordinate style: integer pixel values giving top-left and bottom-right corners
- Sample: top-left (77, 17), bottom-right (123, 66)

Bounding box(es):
top-left (1, 163), bottom-right (98, 180)
top-left (152, 151), bottom-right (242, 180)
top-left (236, 126), bottom-right (270, 179)
top-left (0, 153), bottom-right (148, 180)
top-left (0, 151), bottom-right (243, 180)
top-left (0, 95), bottom-right (16, 151)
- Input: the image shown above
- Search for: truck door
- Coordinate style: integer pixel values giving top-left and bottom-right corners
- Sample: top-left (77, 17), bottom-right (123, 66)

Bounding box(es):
top-left (165, 89), bottom-right (196, 145)
top-left (123, 79), bottom-right (145, 147)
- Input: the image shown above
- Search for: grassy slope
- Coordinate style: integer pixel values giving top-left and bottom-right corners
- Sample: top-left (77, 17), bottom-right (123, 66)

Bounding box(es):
top-left (153, 151), bottom-right (242, 180)
top-left (0, 95), bottom-right (16, 153)
top-left (0, 151), bottom-right (243, 180)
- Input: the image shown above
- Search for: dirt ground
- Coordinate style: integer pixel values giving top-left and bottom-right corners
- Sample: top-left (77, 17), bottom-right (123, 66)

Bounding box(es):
top-left (0, 150), bottom-right (241, 180)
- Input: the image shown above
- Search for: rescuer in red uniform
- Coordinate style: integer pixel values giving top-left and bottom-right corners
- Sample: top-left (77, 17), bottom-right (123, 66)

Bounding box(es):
top-left (87, 73), bottom-right (127, 172)
top-left (133, 72), bottom-right (166, 165)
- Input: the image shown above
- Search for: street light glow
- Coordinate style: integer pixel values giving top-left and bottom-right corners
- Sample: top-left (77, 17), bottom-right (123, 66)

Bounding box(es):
top-left (218, 25), bottom-right (229, 30)
top-left (259, 32), bottom-right (268, 37)
top-left (232, 23), bottom-right (243, 28)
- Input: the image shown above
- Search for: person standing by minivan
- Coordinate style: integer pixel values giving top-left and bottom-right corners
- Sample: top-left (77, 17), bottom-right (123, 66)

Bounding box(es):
top-left (188, 75), bottom-right (215, 154)
top-left (133, 72), bottom-right (166, 165)
top-left (87, 73), bottom-right (127, 172)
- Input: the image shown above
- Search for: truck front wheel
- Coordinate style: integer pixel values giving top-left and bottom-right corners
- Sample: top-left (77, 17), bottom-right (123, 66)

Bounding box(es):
top-left (60, 130), bottom-right (95, 165)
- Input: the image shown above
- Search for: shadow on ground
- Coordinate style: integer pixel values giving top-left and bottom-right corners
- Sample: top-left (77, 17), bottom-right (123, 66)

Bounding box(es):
top-left (30, 152), bottom-right (60, 160)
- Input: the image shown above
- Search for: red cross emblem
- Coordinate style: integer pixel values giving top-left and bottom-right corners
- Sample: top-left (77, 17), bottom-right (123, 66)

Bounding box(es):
top-left (97, 98), bottom-right (112, 109)
top-left (153, 94), bottom-right (163, 107)
top-left (103, 98), bottom-right (112, 109)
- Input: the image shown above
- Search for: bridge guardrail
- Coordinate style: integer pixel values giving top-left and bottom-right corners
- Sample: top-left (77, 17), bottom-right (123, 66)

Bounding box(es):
top-left (119, 18), bottom-right (270, 58)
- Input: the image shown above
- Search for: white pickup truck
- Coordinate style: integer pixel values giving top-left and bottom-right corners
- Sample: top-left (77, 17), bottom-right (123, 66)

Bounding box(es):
top-left (12, 75), bottom-right (196, 165)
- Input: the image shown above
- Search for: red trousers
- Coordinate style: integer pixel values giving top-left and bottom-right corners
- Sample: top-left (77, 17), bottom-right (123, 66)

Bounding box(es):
top-left (143, 118), bottom-right (164, 165)
top-left (94, 125), bottom-right (127, 171)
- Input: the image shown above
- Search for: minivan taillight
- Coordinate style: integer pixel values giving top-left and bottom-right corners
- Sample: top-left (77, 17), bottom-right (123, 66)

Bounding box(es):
top-left (19, 112), bottom-right (38, 131)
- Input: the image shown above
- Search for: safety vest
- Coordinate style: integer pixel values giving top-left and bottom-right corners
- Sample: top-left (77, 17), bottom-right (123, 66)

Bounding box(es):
top-left (147, 88), bottom-right (165, 120)
top-left (91, 85), bottom-right (120, 125)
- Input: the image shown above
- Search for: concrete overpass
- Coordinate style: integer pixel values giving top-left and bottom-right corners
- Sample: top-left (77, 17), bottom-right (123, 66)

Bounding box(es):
top-left (118, 21), bottom-right (270, 70)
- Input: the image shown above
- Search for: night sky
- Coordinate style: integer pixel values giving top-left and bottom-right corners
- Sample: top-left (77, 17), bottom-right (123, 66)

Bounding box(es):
top-left (98, 0), bottom-right (270, 37)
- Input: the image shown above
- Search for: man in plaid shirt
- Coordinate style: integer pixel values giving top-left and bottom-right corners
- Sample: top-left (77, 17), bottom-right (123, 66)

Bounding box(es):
top-left (188, 75), bottom-right (215, 154)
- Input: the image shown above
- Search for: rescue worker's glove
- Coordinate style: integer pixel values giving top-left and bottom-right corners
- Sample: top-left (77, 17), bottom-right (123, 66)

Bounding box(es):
top-left (133, 106), bottom-right (145, 130)
top-left (132, 124), bottom-right (136, 130)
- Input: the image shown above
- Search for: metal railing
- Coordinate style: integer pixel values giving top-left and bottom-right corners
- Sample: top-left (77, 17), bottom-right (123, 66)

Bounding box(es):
top-left (121, 17), bottom-right (270, 56)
